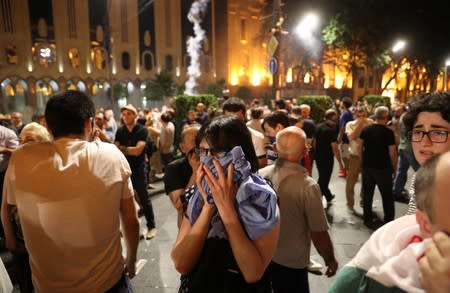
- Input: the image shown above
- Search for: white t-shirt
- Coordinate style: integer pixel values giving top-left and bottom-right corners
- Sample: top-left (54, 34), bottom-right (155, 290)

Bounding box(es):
top-left (5, 137), bottom-right (134, 293)
top-left (248, 127), bottom-right (266, 158)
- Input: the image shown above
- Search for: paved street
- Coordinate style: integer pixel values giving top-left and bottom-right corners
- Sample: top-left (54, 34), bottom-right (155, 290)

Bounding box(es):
top-left (131, 162), bottom-right (412, 293)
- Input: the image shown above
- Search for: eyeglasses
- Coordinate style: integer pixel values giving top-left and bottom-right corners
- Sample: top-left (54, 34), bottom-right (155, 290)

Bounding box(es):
top-left (409, 129), bottom-right (449, 143)
top-left (196, 147), bottom-right (225, 158)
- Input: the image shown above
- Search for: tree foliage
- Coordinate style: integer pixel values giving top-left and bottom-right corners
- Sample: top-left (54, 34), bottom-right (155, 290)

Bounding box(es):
top-left (144, 70), bottom-right (177, 101)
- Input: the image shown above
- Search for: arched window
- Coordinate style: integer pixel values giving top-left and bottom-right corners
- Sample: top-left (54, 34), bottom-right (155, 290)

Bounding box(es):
top-left (66, 80), bottom-right (77, 90)
top-left (122, 52), bottom-right (130, 70)
top-left (142, 51), bottom-right (154, 71)
top-left (91, 47), bottom-right (106, 69)
top-left (5, 45), bottom-right (18, 64)
top-left (77, 81), bottom-right (86, 92)
top-left (165, 55), bottom-right (173, 71)
top-left (68, 48), bottom-right (80, 69)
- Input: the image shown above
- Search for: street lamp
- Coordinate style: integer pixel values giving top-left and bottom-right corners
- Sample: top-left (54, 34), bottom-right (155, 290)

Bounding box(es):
top-left (295, 13), bottom-right (319, 40)
top-left (444, 58), bottom-right (450, 91)
top-left (392, 40), bottom-right (406, 53)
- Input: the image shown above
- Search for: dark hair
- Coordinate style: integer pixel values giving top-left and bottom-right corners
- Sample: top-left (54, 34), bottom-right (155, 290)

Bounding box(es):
top-left (250, 107), bottom-right (264, 119)
top-left (45, 90), bottom-right (95, 138)
top-left (274, 99), bottom-right (286, 110)
top-left (222, 97), bottom-right (246, 115)
top-left (342, 97), bottom-right (353, 109)
top-left (403, 92), bottom-right (450, 135)
top-left (161, 112), bottom-right (173, 123)
top-left (201, 115), bottom-right (258, 172)
top-left (325, 108), bottom-right (338, 120)
top-left (262, 110), bottom-right (290, 129)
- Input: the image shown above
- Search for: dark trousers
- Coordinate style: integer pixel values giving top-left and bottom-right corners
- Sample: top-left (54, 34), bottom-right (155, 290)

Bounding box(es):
top-left (160, 153), bottom-right (174, 172)
top-left (131, 164), bottom-right (155, 229)
top-left (393, 149), bottom-right (420, 194)
top-left (105, 274), bottom-right (134, 293)
top-left (316, 158), bottom-right (334, 201)
top-left (362, 167), bottom-right (395, 223)
top-left (270, 262), bottom-right (309, 293)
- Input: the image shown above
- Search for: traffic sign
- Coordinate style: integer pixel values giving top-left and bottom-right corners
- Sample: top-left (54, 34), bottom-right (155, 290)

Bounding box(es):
top-left (269, 57), bottom-right (277, 74)
top-left (268, 36), bottom-right (279, 57)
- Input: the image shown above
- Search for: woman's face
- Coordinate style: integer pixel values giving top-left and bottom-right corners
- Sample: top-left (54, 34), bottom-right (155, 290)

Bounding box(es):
top-left (412, 112), bottom-right (450, 165)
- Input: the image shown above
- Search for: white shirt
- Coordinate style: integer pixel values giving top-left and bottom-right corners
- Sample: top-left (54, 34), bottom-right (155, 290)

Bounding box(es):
top-left (248, 126), bottom-right (266, 158)
top-left (0, 125), bottom-right (19, 172)
top-left (5, 138), bottom-right (134, 293)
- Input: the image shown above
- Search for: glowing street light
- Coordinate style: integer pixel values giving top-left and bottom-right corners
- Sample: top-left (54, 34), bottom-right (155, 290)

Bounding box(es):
top-left (444, 58), bottom-right (450, 91)
top-left (295, 13), bottom-right (319, 40)
top-left (392, 40), bottom-right (406, 53)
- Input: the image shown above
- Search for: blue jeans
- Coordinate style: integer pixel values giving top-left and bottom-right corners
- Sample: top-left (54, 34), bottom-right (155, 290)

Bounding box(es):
top-left (363, 167), bottom-right (395, 223)
top-left (270, 261), bottom-right (309, 293)
top-left (105, 274), bottom-right (134, 293)
top-left (131, 164), bottom-right (155, 229)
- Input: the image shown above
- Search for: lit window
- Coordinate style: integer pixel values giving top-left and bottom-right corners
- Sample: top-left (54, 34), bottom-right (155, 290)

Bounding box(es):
top-left (91, 46), bottom-right (106, 69)
top-left (5, 45), bottom-right (18, 64)
top-left (68, 48), bottom-right (80, 69)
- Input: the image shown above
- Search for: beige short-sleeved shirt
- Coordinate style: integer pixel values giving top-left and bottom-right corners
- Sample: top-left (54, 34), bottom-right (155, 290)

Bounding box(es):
top-left (259, 159), bottom-right (329, 268)
top-left (5, 138), bottom-right (134, 293)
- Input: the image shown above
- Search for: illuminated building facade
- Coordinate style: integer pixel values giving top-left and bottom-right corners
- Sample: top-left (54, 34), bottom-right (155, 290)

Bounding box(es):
top-left (0, 0), bottom-right (272, 120)
top-left (2, 0), bottom-right (438, 121)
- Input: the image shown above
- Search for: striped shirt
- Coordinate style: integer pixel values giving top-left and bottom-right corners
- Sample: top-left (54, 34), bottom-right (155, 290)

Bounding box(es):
top-left (406, 173), bottom-right (417, 215)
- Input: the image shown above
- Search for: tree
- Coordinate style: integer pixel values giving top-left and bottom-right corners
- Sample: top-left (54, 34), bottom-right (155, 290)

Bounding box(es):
top-left (206, 78), bottom-right (226, 97)
top-left (144, 70), bottom-right (176, 100)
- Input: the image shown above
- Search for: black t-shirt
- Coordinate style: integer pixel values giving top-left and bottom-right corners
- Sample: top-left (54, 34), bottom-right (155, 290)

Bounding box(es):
top-left (163, 156), bottom-right (192, 194)
top-left (314, 121), bottom-right (338, 161)
top-left (360, 124), bottom-right (396, 169)
top-left (115, 123), bottom-right (148, 169)
top-left (302, 119), bottom-right (316, 139)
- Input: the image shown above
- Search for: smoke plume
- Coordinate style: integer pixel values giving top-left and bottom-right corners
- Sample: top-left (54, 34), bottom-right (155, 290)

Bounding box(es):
top-left (185, 0), bottom-right (210, 95)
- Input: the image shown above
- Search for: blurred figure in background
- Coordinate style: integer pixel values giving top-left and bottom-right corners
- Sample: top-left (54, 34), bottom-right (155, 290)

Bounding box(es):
top-left (2, 122), bottom-right (50, 292)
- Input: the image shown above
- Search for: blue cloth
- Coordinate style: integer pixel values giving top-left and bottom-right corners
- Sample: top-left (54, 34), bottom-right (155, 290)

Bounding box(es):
top-left (266, 136), bottom-right (278, 165)
top-left (188, 146), bottom-right (279, 240)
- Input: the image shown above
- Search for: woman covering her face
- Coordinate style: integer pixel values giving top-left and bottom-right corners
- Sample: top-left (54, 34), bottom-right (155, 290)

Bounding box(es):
top-left (171, 115), bottom-right (280, 292)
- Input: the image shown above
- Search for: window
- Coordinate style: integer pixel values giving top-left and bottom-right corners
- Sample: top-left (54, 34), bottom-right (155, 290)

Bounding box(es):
top-left (165, 55), bottom-right (173, 71)
top-left (34, 43), bottom-right (57, 67)
top-left (240, 19), bottom-right (247, 43)
top-left (143, 52), bottom-right (153, 71)
top-left (91, 47), bottom-right (106, 69)
top-left (68, 48), bottom-right (80, 69)
top-left (358, 77), bottom-right (365, 88)
top-left (122, 52), bottom-right (130, 70)
top-left (368, 75), bottom-right (374, 88)
top-left (1, 0), bottom-right (14, 32)
top-left (5, 44), bottom-right (18, 64)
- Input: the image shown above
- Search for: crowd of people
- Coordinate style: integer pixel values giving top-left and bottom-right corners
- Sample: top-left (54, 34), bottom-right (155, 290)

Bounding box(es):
top-left (0, 90), bottom-right (448, 292)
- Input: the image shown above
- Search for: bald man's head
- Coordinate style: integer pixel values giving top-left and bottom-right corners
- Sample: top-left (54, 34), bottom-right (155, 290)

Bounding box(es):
top-left (276, 126), bottom-right (306, 161)
top-left (179, 125), bottom-right (200, 154)
top-left (415, 150), bottom-right (450, 238)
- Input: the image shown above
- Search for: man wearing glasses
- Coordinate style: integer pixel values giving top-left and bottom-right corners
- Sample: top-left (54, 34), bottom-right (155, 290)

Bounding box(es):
top-left (403, 92), bottom-right (450, 215)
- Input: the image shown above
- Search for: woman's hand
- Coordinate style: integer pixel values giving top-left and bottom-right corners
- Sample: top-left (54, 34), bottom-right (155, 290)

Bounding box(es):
top-left (195, 163), bottom-right (216, 212)
top-left (202, 160), bottom-right (238, 221)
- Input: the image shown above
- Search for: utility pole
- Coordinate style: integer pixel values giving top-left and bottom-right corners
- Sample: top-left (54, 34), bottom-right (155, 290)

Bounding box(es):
top-left (271, 0), bottom-right (283, 100)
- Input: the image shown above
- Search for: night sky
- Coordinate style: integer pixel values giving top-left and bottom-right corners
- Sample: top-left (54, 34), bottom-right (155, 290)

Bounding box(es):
top-left (281, 0), bottom-right (450, 65)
